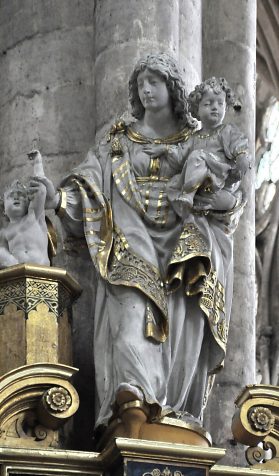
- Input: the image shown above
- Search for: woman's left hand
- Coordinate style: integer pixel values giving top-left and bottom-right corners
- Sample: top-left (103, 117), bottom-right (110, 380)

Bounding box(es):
top-left (194, 189), bottom-right (237, 211)
top-left (142, 144), bottom-right (167, 158)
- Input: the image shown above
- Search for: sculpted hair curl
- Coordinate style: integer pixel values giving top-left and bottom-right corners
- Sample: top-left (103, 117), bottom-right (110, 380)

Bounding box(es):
top-left (188, 77), bottom-right (237, 119)
top-left (129, 53), bottom-right (196, 128)
top-left (3, 180), bottom-right (28, 200)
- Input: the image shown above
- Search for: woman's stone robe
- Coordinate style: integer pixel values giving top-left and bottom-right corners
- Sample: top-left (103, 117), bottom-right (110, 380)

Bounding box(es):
top-left (59, 121), bottom-right (244, 427)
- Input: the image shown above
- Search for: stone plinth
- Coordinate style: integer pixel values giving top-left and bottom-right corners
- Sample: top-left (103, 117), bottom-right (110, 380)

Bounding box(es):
top-left (0, 263), bottom-right (82, 375)
top-left (96, 411), bottom-right (211, 452)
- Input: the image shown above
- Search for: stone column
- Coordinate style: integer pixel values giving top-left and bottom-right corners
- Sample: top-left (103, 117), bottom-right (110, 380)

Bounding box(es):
top-left (0, 0), bottom-right (96, 450)
top-left (94, 0), bottom-right (202, 137)
top-left (179, 0), bottom-right (202, 92)
top-left (94, 0), bottom-right (180, 136)
top-left (202, 0), bottom-right (257, 465)
top-left (0, 0), bottom-right (95, 185)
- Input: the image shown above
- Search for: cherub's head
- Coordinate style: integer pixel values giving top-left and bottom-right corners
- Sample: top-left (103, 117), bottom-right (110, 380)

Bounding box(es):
top-left (188, 77), bottom-right (237, 129)
top-left (129, 52), bottom-right (196, 127)
top-left (3, 180), bottom-right (29, 220)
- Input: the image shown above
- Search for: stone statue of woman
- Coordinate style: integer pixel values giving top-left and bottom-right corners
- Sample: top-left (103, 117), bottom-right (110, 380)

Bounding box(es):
top-left (32, 53), bottom-right (245, 438)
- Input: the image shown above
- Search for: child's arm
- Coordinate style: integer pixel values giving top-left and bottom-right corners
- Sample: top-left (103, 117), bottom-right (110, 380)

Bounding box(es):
top-left (27, 149), bottom-right (47, 220)
top-left (222, 123), bottom-right (250, 178)
top-left (28, 180), bottom-right (47, 220)
top-left (28, 149), bottom-right (45, 176)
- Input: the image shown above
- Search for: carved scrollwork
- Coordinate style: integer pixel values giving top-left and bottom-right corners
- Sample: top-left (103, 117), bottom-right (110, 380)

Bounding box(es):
top-left (44, 386), bottom-right (72, 413)
top-left (33, 424), bottom-right (48, 441)
top-left (232, 385), bottom-right (279, 471)
top-left (245, 445), bottom-right (265, 465)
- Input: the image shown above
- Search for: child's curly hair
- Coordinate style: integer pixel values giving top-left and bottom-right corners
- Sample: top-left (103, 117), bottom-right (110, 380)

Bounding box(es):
top-left (129, 53), bottom-right (196, 128)
top-left (3, 180), bottom-right (28, 200)
top-left (188, 77), bottom-right (238, 120)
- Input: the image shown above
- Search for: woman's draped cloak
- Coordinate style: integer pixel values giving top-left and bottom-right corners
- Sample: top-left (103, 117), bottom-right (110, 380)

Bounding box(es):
top-left (59, 121), bottom-right (244, 426)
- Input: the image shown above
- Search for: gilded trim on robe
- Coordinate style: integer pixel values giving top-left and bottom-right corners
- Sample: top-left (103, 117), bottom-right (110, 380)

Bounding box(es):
top-left (199, 270), bottom-right (228, 358)
top-left (64, 174), bottom-right (113, 278)
top-left (111, 139), bottom-right (171, 228)
top-left (168, 223), bottom-right (211, 291)
top-left (107, 227), bottom-right (168, 343)
top-left (167, 221), bottom-right (228, 370)
top-left (126, 126), bottom-right (193, 144)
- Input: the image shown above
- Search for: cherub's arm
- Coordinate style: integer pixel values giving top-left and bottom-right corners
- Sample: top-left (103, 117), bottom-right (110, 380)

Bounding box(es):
top-left (27, 150), bottom-right (48, 221)
top-left (28, 180), bottom-right (47, 220)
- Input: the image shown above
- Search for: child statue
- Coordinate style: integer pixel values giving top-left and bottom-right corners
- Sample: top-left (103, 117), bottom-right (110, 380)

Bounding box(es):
top-left (166, 77), bottom-right (250, 215)
top-left (0, 151), bottom-right (50, 267)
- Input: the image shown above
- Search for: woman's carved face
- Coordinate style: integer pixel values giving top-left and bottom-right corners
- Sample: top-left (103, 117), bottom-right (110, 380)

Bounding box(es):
top-left (137, 68), bottom-right (171, 113)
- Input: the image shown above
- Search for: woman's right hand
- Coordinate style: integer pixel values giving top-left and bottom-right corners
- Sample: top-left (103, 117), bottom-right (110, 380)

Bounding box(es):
top-left (142, 144), bottom-right (167, 158)
top-left (29, 176), bottom-right (60, 210)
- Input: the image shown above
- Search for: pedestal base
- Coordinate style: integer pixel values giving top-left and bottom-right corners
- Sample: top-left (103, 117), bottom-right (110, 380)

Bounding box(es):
top-left (97, 408), bottom-right (211, 451)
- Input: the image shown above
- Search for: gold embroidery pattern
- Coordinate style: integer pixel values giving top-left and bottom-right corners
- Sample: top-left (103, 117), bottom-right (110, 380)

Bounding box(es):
top-left (0, 279), bottom-right (71, 318)
top-left (199, 270), bottom-right (228, 349)
top-left (170, 223), bottom-right (210, 264)
top-left (217, 319), bottom-right (228, 344)
top-left (107, 229), bottom-right (168, 342)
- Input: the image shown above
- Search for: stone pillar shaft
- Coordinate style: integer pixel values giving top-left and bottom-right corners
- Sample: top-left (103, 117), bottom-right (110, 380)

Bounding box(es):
top-left (94, 0), bottom-right (182, 136)
top-left (179, 0), bottom-right (202, 92)
top-left (202, 0), bottom-right (257, 464)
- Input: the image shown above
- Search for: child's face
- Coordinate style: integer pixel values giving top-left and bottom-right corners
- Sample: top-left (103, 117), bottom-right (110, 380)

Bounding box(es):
top-left (198, 89), bottom-right (226, 129)
top-left (4, 189), bottom-right (29, 220)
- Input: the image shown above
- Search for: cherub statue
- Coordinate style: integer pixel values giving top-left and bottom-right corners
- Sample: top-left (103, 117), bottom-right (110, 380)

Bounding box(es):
top-left (166, 77), bottom-right (250, 214)
top-left (0, 151), bottom-right (50, 268)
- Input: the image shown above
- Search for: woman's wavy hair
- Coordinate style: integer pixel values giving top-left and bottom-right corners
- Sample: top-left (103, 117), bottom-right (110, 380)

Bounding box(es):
top-left (188, 77), bottom-right (238, 120)
top-left (129, 53), bottom-right (196, 128)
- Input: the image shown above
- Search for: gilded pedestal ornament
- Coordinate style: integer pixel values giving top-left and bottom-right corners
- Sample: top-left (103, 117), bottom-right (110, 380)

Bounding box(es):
top-left (0, 264), bottom-right (82, 448)
top-left (232, 384), bottom-right (279, 470)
